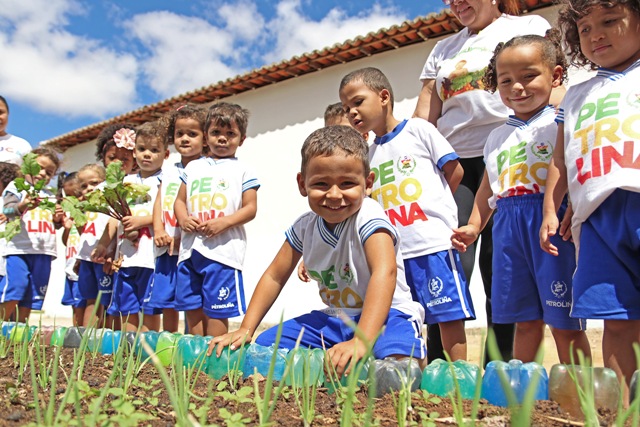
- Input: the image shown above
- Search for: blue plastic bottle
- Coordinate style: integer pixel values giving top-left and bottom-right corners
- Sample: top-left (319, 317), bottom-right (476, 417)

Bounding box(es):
top-left (135, 331), bottom-right (160, 360)
top-left (481, 359), bottom-right (548, 407)
top-left (63, 327), bottom-right (86, 348)
top-left (284, 347), bottom-right (325, 387)
top-left (1, 322), bottom-right (16, 338)
top-left (371, 357), bottom-right (422, 397)
top-left (177, 335), bottom-right (211, 370)
top-left (421, 359), bottom-right (480, 399)
top-left (243, 343), bottom-right (288, 381)
top-left (87, 328), bottom-right (107, 352)
top-left (207, 345), bottom-right (247, 380)
top-left (101, 330), bottom-right (122, 355)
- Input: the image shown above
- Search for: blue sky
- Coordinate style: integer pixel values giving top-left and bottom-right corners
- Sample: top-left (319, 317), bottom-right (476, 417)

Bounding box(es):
top-left (0, 0), bottom-right (446, 146)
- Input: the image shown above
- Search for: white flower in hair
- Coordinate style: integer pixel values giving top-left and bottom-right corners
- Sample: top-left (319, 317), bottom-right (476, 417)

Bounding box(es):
top-left (113, 128), bottom-right (136, 150)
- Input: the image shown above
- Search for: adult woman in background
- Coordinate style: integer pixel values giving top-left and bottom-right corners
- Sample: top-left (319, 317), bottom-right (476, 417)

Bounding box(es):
top-left (414, 0), bottom-right (557, 363)
top-left (0, 96), bottom-right (32, 166)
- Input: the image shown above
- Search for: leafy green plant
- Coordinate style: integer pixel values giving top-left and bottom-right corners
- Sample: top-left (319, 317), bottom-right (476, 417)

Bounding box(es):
top-left (0, 153), bottom-right (57, 241)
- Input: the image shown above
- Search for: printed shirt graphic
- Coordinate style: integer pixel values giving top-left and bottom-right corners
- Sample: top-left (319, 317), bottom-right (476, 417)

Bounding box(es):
top-left (369, 118), bottom-right (458, 258)
top-left (178, 157), bottom-right (260, 270)
top-left (115, 171), bottom-right (161, 269)
top-left (558, 60), bottom-right (640, 246)
top-left (484, 105), bottom-right (557, 209)
top-left (2, 180), bottom-right (57, 257)
top-left (0, 134), bottom-right (32, 165)
top-left (420, 14), bottom-right (550, 157)
top-left (286, 198), bottom-right (424, 321)
top-left (156, 162), bottom-right (185, 257)
top-left (64, 225), bottom-right (80, 281)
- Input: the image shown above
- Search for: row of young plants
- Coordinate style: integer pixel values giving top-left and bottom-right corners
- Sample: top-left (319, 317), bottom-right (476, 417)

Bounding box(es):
top-left (1, 316), bottom-right (640, 426)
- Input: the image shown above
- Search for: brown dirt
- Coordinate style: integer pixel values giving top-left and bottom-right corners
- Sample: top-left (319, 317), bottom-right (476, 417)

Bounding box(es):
top-left (0, 345), bottom-right (625, 427)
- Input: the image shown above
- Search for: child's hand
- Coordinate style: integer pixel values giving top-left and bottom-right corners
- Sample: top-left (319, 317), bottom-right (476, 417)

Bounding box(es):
top-left (451, 225), bottom-right (480, 252)
top-left (539, 213), bottom-right (560, 256)
top-left (327, 338), bottom-right (367, 379)
top-left (91, 244), bottom-right (109, 264)
top-left (0, 213), bottom-right (7, 224)
top-left (197, 217), bottom-right (229, 238)
top-left (54, 205), bottom-right (65, 224)
top-left (297, 260), bottom-right (310, 282)
top-left (154, 230), bottom-right (175, 254)
top-left (180, 215), bottom-right (201, 233)
top-left (206, 327), bottom-right (252, 358)
top-left (558, 204), bottom-right (573, 242)
top-left (122, 215), bottom-right (145, 232)
top-left (17, 195), bottom-right (34, 213)
top-left (73, 259), bottom-right (81, 275)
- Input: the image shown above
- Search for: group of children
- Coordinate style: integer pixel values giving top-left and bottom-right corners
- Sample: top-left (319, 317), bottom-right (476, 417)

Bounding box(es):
top-left (0, 0), bottom-right (637, 398)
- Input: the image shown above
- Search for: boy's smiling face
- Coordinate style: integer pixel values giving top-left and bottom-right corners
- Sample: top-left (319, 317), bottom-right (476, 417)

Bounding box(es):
top-left (297, 151), bottom-right (374, 230)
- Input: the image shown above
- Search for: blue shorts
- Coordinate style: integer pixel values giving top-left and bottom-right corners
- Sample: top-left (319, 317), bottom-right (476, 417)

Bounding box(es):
top-left (61, 278), bottom-right (87, 308)
top-left (77, 260), bottom-right (113, 306)
top-left (404, 249), bottom-right (475, 325)
top-left (492, 194), bottom-right (585, 330)
top-left (175, 250), bottom-right (246, 319)
top-left (255, 308), bottom-right (426, 359)
top-left (0, 254), bottom-right (52, 310)
top-left (108, 266), bottom-right (159, 316)
top-left (143, 253), bottom-right (178, 310)
top-left (572, 189), bottom-right (640, 320)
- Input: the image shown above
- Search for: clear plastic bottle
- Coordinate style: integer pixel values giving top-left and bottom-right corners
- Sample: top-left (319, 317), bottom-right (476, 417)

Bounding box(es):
top-left (371, 357), bottom-right (422, 397)
top-left (548, 364), bottom-right (620, 418)
top-left (284, 347), bottom-right (325, 387)
top-left (63, 327), bottom-right (86, 348)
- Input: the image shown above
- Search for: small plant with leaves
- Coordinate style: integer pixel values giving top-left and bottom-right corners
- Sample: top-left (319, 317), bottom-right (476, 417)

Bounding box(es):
top-left (0, 152), bottom-right (58, 241)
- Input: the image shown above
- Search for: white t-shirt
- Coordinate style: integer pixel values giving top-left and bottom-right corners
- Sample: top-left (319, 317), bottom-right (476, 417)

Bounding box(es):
top-left (557, 60), bottom-right (640, 246)
top-left (0, 134), bottom-right (32, 165)
top-left (286, 197), bottom-right (424, 321)
top-left (484, 105), bottom-right (557, 208)
top-left (64, 225), bottom-right (80, 281)
top-left (2, 181), bottom-right (57, 257)
top-left (115, 171), bottom-right (161, 269)
top-left (420, 14), bottom-right (550, 158)
top-left (0, 197), bottom-right (5, 276)
top-left (369, 118), bottom-right (458, 258)
top-left (76, 181), bottom-right (111, 262)
top-left (178, 157), bottom-right (260, 270)
top-left (156, 162), bottom-right (184, 257)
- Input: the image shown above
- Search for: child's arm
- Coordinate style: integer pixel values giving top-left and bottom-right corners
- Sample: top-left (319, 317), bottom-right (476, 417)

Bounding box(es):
top-left (540, 123), bottom-right (569, 256)
top-left (207, 240), bottom-right (301, 357)
top-left (442, 159), bottom-right (463, 194)
top-left (3, 193), bottom-right (33, 219)
top-left (91, 218), bottom-right (118, 264)
top-left (121, 214), bottom-right (153, 232)
top-left (174, 182), bottom-right (201, 232)
top-left (413, 79), bottom-right (443, 126)
top-left (152, 185), bottom-right (174, 255)
top-left (197, 188), bottom-right (258, 238)
top-left (327, 229), bottom-right (396, 377)
top-left (451, 170), bottom-right (493, 252)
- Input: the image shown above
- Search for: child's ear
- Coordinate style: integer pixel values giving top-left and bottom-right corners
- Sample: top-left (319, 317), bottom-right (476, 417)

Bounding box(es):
top-left (379, 89), bottom-right (391, 107)
top-left (365, 171), bottom-right (375, 196)
top-left (164, 149), bottom-right (170, 160)
top-left (551, 65), bottom-right (563, 87)
top-left (297, 172), bottom-right (307, 197)
top-left (239, 135), bottom-right (246, 146)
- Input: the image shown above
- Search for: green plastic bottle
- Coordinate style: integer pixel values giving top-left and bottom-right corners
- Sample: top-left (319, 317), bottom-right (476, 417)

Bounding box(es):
top-left (421, 359), bottom-right (480, 399)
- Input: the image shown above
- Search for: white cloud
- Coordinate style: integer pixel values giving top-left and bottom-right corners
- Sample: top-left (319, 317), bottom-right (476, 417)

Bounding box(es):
top-left (0, 0), bottom-right (138, 117)
top-left (262, 0), bottom-right (407, 63)
top-left (124, 11), bottom-right (244, 98)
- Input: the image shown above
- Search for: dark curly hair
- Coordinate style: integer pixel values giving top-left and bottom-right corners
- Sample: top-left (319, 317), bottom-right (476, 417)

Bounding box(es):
top-left (558, 0), bottom-right (640, 69)
top-left (95, 123), bottom-right (137, 163)
top-left (483, 29), bottom-right (568, 93)
top-left (0, 161), bottom-right (19, 189)
top-left (165, 104), bottom-right (207, 145)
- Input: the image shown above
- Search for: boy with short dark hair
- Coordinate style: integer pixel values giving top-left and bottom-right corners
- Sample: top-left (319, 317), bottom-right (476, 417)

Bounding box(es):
top-left (208, 125), bottom-right (426, 376)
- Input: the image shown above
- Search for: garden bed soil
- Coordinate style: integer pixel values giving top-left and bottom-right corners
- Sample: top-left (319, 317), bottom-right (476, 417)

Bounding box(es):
top-left (0, 347), bottom-right (624, 426)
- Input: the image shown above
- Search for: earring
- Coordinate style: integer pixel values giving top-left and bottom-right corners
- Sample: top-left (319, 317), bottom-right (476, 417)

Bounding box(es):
top-left (491, 0), bottom-right (496, 4)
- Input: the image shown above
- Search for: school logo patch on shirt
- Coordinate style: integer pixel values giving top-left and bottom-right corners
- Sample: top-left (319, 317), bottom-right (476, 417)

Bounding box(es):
top-left (530, 140), bottom-right (553, 162)
top-left (396, 155), bottom-right (416, 176)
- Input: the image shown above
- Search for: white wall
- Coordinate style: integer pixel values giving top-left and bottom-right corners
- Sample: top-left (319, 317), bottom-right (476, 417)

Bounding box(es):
top-left (45, 5), bottom-right (600, 329)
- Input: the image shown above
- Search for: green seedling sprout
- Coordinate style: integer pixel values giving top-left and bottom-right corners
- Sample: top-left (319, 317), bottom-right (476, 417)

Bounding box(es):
top-left (614, 343), bottom-right (640, 427)
top-left (565, 345), bottom-right (605, 426)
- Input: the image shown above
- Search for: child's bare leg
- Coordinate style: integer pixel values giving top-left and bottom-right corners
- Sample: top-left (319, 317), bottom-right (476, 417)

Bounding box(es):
top-left (122, 313), bottom-right (141, 332)
top-left (162, 309), bottom-right (179, 332)
top-left (186, 309), bottom-right (206, 336)
top-left (17, 306), bottom-right (31, 323)
top-left (603, 319), bottom-right (640, 404)
top-left (83, 299), bottom-right (101, 327)
top-left (549, 327), bottom-right (591, 365)
top-left (143, 313), bottom-right (161, 331)
top-left (0, 301), bottom-right (18, 322)
top-left (73, 307), bottom-right (86, 327)
top-left (439, 319), bottom-right (467, 361)
top-left (513, 320), bottom-right (545, 362)
top-left (206, 317), bottom-right (229, 337)
top-left (105, 314), bottom-right (120, 330)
